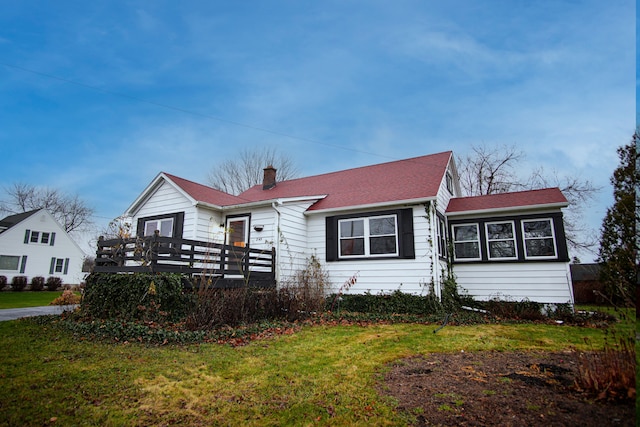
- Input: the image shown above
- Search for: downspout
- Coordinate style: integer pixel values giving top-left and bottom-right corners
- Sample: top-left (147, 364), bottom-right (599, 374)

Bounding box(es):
top-left (272, 200), bottom-right (282, 284)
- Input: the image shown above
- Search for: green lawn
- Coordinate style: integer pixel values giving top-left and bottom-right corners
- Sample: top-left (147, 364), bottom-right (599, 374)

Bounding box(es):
top-left (0, 291), bottom-right (67, 308)
top-left (0, 314), bottom-right (634, 426)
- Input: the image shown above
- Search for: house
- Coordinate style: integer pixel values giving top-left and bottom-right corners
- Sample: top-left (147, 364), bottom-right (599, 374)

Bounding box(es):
top-left (0, 209), bottom-right (86, 285)
top-left (569, 263), bottom-right (605, 304)
top-left (123, 151), bottom-right (574, 304)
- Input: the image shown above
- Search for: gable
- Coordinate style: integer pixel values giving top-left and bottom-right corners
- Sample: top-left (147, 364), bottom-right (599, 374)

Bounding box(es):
top-left (0, 209), bottom-right (85, 255)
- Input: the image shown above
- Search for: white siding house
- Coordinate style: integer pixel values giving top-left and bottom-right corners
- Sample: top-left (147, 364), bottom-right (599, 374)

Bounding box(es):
top-left (122, 151), bottom-right (574, 304)
top-left (0, 209), bottom-right (86, 285)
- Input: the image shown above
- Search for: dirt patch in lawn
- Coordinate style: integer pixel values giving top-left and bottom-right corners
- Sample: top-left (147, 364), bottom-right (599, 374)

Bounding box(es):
top-left (380, 351), bottom-right (634, 426)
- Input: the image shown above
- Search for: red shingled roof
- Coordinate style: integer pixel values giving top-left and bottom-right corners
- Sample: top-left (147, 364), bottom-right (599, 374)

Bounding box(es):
top-left (238, 151), bottom-right (453, 211)
top-left (445, 188), bottom-right (568, 214)
top-left (163, 173), bottom-right (248, 207)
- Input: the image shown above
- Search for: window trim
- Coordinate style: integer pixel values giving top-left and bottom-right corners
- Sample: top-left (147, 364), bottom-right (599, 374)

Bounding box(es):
top-left (49, 257), bottom-right (70, 275)
top-left (0, 255), bottom-right (21, 271)
top-left (136, 212), bottom-right (184, 239)
top-left (448, 212), bottom-right (568, 263)
top-left (338, 214), bottom-right (399, 259)
top-left (452, 223), bottom-right (482, 261)
top-left (445, 172), bottom-right (454, 194)
top-left (24, 230), bottom-right (56, 246)
top-left (521, 218), bottom-right (557, 260)
top-left (144, 217), bottom-right (174, 237)
top-left (325, 208), bottom-right (415, 262)
top-left (436, 215), bottom-right (448, 260)
top-left (485, 220), bottom-right (518, 261)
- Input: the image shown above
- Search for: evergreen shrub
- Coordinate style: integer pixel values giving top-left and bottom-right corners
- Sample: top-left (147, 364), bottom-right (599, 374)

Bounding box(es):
top-left (30, 276), bottom-right (45, 291)
top-left (82, 273), bottom-right (190, 322)
top-left (11, 276), bottom-right (28, 291)
top-left (46, 276), bottom-right (63, 291)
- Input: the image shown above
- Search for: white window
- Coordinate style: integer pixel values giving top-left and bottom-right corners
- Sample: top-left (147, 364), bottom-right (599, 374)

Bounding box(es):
top-left (338, 214), bottom-right (398, 258)
top-left (49, 257), bottom-right (69, 275)
top-left (55, 258), bottom-right (64, 273)
top-left (485, 221), bottom-right (517, 260)
top-left (446, 172), bottom-right (454, 194)
top-left (452, 223), bottom-right (481, 261)
top-left (0, 255), bottom-right (20, 271)
top-left (41, 232), bottom-right (50, 244)
top-left (30, 231), bottom-right (40, 243)
top-left (144, 218), bottom-right (174, 237)
top-left (437, 217), bottom-right (448, 258)
top-left (522, 219), bottom-right (557, 259)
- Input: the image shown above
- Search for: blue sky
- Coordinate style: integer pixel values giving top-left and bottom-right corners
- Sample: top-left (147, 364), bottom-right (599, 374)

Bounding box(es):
top-left (0, 1), bottom-right (635, 260)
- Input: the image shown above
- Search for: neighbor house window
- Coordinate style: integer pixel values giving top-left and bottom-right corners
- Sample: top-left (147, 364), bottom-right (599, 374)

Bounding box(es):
top-left (0, 255), bottom-right (20, 271)
top-left (485, 221), bottom-right (517, 260)
top-left (144, 218), bottom-right (174, 237)
top-left (339, 215), bottom-right (398, 258)
top-left (522, 219), bottom-right (556, 259)
top-left (452, 223), bottom-right (481, 261)
top-left (24, 230), bottom-right (55, 245)
top-left (49, 257), bottom-right (69, 275)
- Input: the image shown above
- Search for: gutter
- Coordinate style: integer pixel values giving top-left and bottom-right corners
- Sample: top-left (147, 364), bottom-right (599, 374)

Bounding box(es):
top-left (272, 200), bottom-right (282, 284)
top-left (445, 201), bottom-right (569, 218)
top-left (303, 197), bottom-right (438, 216)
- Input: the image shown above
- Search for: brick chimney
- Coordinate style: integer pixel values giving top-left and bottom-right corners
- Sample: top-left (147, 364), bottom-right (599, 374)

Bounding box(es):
top-left (263, 165), bottom-right (277, 190)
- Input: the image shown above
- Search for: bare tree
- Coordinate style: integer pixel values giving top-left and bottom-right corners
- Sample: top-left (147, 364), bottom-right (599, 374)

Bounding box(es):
top-left (456, 143), bottom-right (599, 252)
top-left (0, 183), bottom-right (94, 233)
top-left (456, 144), bottom-right (527, 195)
top-left (207, 147), bottom-right (299, 195)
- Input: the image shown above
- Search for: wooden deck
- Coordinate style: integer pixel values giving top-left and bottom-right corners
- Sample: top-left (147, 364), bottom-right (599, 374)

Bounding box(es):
top-left (94, 233), bottom-right (276, 288)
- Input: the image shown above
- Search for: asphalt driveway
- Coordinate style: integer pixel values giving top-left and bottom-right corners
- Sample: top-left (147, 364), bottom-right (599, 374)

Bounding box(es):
top-left (0, 305), bottom-right (78, 321)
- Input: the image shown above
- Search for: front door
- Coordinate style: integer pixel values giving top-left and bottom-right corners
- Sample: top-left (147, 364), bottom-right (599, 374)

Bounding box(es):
top-left (226, 216), bottom-right (249, 247)
top-left (225, 215), bottom-right (250, 276)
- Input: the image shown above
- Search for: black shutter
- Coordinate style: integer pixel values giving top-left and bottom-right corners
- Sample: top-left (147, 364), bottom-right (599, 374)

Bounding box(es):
top-left (63, 258), bottom-right (69, 274)
top-left (50, 232), bottom-right (56, 246)
top-left (24, 230), bottom-right (30, 244)
top-left (174, 212), bottom-right (185, 238)
top-left (20, 256), bottom-right (27, 274)
top-left (49, 258), bottom-right (56, 274)
top-left (553, 213), bottom-right (570, 262)
top-left (137, 218), bottom-right (145, 237)
top-left (399, 208), bottom-right (415, 259)
top-left (325, 216), bottom-right (338, 262)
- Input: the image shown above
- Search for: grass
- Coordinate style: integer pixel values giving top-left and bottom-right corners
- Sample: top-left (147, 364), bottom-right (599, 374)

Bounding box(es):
top-left (0, 291), bottom-right (68, 309)
top-left (0, 315), bottom-right (631, 426)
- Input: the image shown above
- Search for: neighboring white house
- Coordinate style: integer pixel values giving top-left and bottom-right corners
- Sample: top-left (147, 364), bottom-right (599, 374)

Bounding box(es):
top-left (124, 151), bottom-right (574, 304)
top-left (0, 209), bottom-right (86, 285)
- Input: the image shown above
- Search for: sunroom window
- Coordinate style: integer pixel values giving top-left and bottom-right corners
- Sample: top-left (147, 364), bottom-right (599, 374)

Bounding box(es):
top-left (453, 223), bottom-right (481, 261)
top-left (338, 215), bottom-right (398, 258)
top-left (485, 221), bottom-right (517, 260)
top-left (522, 219), bottom-right (556, 259)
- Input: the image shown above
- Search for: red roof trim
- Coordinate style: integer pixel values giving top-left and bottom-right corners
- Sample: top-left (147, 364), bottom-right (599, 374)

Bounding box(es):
top-left (445, 188), bottom-right (568, 214)
top-left (162, 173), bottom-right (248, 207)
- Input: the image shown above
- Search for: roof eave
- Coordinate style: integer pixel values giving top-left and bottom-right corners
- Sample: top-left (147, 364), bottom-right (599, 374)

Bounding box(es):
top-left (126, 173), bottom-right (198, 216)
top-left (219, 195), bottom-right (327, 211)
top-left (304, 197), bottom-right (437, 215)
top-left (445, 201), bottom-right (569, 217)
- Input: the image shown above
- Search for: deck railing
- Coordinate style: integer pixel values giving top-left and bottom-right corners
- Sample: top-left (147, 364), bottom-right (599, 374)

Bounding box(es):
top-left (94, 232), bottom-right (276, 288)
